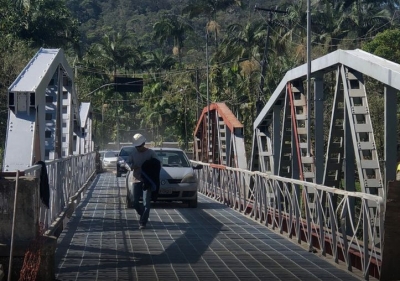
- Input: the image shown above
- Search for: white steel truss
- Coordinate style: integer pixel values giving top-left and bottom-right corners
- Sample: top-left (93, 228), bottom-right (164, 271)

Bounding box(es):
top-left (253, 49), bottom-right (399, 199)
top-left (3, 48), bottom-right (92, 172)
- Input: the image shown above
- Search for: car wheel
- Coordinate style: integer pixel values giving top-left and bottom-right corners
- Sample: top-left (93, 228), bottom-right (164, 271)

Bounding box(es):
top-left (187, 198), bottom-right (197, 208)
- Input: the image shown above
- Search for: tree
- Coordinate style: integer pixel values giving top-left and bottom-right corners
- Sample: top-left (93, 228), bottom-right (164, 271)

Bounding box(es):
top-left (219, 21), bottom-right (266, 65)
top-left (183, 0), bottom-right (242, 47)
top-left (311, 0), bottom-right (395, 49)
top-left (362, 28), bottom-right (400, 160)
top-left (138, 79), bottom-right (168, 142)
top-left (311, 0), bottom-right (353, 52)
top-left (93, 32), bottom-right (137, 76)
top-left (362, 28), bottom-right (400, 63)
top-left (142, 50), bottom-right (176, 74)
top-left (348, 1), bottom-right (393, 47)
top-left (153, 14), bottom-right (193, 65)
top-left (0, 37), bottom-right (35, 166)
top-left (18, 0), bottom-right (80, 50)
top-left (183, 0), bottom-right (242, 21)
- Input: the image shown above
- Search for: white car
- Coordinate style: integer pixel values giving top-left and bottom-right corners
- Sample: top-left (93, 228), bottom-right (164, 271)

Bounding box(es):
top-left (126, 147), bottom-right (202, 208)
top-left (102, 151), bottom-right (119, 169)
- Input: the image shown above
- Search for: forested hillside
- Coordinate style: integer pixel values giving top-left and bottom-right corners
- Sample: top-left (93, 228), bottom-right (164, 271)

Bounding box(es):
top-left (0, 0), bottom-right (399, 163)
top-left (67, 0), bottom-right (284, 52)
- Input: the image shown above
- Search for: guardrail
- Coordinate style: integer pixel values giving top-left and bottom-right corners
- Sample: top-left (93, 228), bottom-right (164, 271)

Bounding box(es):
top-left (191, 161), bottom-right (384, 280)
top-left (24, 152), bottom-right (96, 235)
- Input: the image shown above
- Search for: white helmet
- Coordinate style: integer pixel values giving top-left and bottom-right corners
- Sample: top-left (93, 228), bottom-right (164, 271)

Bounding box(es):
top-left (132, 133), bottom-right (146, 147)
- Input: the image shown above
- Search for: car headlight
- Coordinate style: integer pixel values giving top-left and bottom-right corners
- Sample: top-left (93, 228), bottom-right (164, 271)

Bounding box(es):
top-left (118, 159), bottom-right (125, 164)
top-left (181, 173), bottom-right (197, 183)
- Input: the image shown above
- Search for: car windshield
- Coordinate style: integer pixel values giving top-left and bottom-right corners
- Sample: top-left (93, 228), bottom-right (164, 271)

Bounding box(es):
top-left (155, 150), bottom-right (190, 167)
top-left (119, 146), bottom-right (135, 156)
top-left (104, 151), bottom-right (116, 158)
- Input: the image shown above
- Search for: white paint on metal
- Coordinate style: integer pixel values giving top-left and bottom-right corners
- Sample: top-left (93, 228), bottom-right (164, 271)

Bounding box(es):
top-left (16, 93), bottom-right (28, 112)
top-left (79, 103), bottom-right (91, 128)
top-left (254, 48), bottom-right (400, 129)
top-left (3, 110), bottom-right (35, 171)
top-left (3, 48), bottom-right (93, 171)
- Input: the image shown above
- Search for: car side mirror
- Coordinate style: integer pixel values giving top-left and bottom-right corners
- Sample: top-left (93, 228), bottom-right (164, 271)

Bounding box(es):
top-left (193, 164), bottom-right (203, 170)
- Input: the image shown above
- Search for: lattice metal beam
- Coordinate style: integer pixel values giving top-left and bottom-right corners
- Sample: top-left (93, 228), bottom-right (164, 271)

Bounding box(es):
top-left (3, 48), bottom-right (91, 172)
top-left (252, 48), bottom-right (400, 198)
top-left (194, 103), bottom-right (247, 169)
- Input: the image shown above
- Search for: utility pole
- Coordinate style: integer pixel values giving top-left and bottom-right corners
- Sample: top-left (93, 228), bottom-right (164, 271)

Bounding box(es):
top-left (116, 98), bottom-right (120, 150)
top-left (306, 0), bottom-right (312, 156)
top-left (185, 67), bottom-right (201, 121)
top-left (195, 67), bottom-right (200, 120)
top-left (254, 5), bottom-right (287, 114)
top-left (206, 30), bottom-right (211, 161)
top-left (184, 90), bottom-right (188, 151)
top-left (102, 102), bottom-right (106, 149)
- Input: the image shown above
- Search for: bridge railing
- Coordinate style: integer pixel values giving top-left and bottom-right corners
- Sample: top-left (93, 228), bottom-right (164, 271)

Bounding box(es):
top-left (24, 152), bottom-right (96, 235)
top-left (192, 161), bottom-right (383, 280)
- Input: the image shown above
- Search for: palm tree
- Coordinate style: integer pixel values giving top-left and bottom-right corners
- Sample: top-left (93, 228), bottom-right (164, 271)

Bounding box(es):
top-left (310, 1), bottom-right (349, 52)
top-left (138, 79), bottom-right (168, 141)
top-left (311, 0), bottom-right (394, 50)
top-left (183, 0), bottom-right (242, 47)
top-left (349, 1), bottom-right (392, 47)
top-left (183, 0), bottom-right (242, 21)
top-left (142, 50), bottom-right (177, 75)
top-left (278, 1), bottom-right (309, 63)
top-left (153, 15), bottom-right (193, 65)
top-left (8, 0), bottom-right (79, 49)
top-left (94, 32), bottom-right (133, 76)
top-left (219, 21), bottom-right (266, 66)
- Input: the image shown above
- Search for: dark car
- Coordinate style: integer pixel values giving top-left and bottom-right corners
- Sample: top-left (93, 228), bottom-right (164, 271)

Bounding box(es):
top-left (116, 146), bottom-right (135, 177)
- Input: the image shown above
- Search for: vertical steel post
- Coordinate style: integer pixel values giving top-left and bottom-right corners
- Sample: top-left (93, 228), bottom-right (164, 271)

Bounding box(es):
top-left (385, 86), bottom-right (397, 198)
top-left (314, 75), bottom-right (324, 183)
top-left (344, 88), bottom-right (356, 236)
top-left (273, 105), bottom-right (281, 175)
top-left (254, 6), bottom-right (288, 114)
top-left (206, 31), bottom-right (210, 161)
top-left (102, 101), bottom-right (105, 149)
top-left (257, 11), bottom-right (272, 114)
top-left (55, 66), bottom-right (63, 158)
top-left (306, 0), bottom-right (312, 156)
top-left (196, 68), bottom-right (200, 120)
top-left (116, 98), bottom-right (120, 150)
top-left (8, 170), bottom-right (20, 281)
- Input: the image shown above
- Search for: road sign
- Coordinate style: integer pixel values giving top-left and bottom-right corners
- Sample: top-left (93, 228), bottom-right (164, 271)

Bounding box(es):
top-left (113, 77), bottom-right (143, 93)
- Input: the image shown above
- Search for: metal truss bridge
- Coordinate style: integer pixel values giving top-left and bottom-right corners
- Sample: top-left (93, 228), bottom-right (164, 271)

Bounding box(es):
top-left (1, 48), bottom-right (400, 280)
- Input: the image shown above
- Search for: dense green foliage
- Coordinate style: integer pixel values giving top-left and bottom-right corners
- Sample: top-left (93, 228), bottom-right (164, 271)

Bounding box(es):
top-left (0, 0), bottom-right (399, 163)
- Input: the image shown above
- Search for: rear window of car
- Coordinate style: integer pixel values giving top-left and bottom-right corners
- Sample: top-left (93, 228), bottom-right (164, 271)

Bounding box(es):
top-left (155, 150), bottom-right (190, 167)
top-left (104, 151), bottom-right (116, 157)
top-left (119, 146), bottom-right (135, 156)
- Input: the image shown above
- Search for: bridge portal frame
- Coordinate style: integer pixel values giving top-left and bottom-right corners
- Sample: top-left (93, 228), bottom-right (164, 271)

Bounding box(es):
top-left (3, 48), bottom-right (91, 172)
top-left (194, 102), bottom-right (247, 169)
top-left (252, 49), bottom-right (399, 201)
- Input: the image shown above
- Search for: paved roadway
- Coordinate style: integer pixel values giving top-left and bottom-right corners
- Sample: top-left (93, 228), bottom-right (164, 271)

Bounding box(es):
top-left (54, 172), bottom-right (364, 281)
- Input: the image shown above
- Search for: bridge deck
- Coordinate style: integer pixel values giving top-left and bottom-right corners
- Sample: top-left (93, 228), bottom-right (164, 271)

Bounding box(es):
top-left (55, 172), bottom-right (363, 281)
